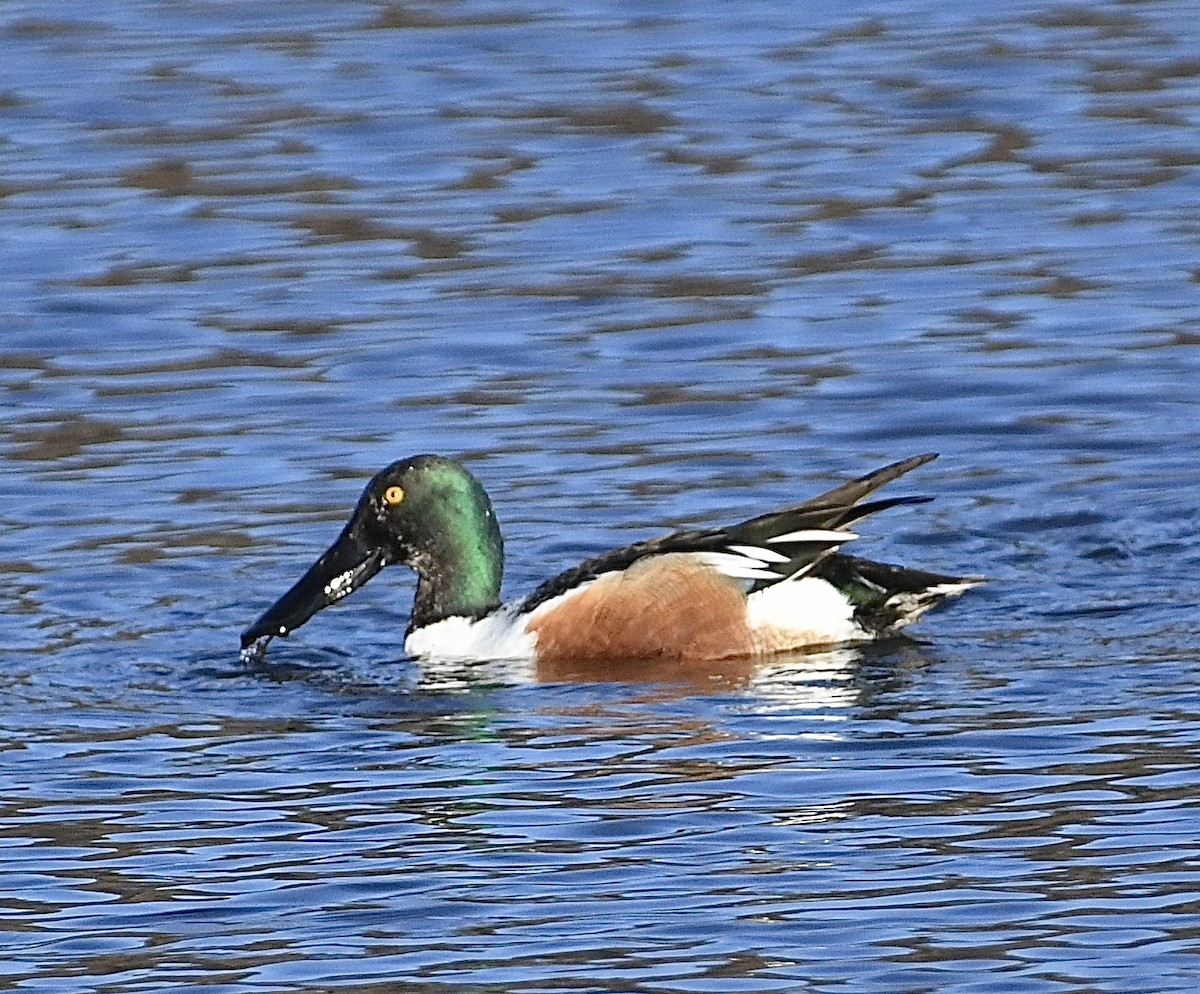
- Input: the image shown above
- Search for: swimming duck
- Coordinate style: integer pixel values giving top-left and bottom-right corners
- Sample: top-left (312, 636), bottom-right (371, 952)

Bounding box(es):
top-left (241, 453), bottom-right (979, 665)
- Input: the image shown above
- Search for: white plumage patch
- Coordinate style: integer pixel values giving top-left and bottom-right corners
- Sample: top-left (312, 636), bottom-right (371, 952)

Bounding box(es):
top-left (746, 575), bottom-right (865, 646)
top-left (694, 528), bottom-right (858, 589)
top-left (405, 606), bottom-right (537, 662)
top-left (726, 543), bottom-right (791, 564)
top-left (694, 551), bottom-right (779, 582)
top-left (767, 528), bottom-right (859, 545)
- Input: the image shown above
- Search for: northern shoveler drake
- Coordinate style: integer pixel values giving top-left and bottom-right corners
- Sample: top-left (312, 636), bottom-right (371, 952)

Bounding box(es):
top-left (241, 453), bottom-right (980, 666)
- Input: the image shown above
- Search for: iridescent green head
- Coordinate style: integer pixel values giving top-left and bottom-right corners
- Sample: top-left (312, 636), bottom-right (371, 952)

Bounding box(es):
top-left (242, 455), bottom-right (504, 650)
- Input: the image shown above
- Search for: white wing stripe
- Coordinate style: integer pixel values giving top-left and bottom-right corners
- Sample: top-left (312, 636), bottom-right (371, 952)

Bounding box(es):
top-left (726, 543), bottom-right (791, 564)
top-left (694, 552), bottom-right (780, 581)
top-left (767, 528), bottom-right (858, 545)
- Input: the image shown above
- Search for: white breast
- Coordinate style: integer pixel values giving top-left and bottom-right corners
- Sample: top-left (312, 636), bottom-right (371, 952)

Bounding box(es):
top-left (403, 605), bottom-right (537, 662)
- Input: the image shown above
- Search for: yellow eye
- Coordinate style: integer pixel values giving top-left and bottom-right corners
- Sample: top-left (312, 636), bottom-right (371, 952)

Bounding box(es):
top-left (384, 485), bottom-right (405, 506)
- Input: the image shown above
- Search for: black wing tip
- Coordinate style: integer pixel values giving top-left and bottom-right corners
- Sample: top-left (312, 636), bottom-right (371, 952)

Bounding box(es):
top-left (864, 452), bottom-right (938, 482)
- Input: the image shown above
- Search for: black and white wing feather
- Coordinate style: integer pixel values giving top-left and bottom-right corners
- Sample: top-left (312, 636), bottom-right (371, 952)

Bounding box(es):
top-left (520, 454), bottom-right (937, 612)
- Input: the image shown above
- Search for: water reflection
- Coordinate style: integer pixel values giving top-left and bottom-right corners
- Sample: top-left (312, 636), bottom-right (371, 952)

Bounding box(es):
top-left (246, 638), bottom-right (887, 704)
top-left (533, 643), bottom-right (866, 691)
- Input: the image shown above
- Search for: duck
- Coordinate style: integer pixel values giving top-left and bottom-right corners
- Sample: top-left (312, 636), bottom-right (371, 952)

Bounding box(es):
top-left (241, 453), bottom-right (980, 666)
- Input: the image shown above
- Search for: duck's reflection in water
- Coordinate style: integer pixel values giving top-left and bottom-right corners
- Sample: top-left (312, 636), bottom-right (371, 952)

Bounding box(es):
top-left (416, 638), bottom-right (938, 707)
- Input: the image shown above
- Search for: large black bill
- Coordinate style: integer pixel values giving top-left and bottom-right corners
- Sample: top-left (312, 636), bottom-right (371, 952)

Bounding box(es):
top-left (241, 529), bottom-right (385, 651)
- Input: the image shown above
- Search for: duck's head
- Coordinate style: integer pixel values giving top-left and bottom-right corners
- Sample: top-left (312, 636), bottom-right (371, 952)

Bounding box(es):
top-left (241, 455), bottom-right (503, 654)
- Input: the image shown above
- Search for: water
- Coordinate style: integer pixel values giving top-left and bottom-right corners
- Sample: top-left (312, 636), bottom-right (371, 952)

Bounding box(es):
top-left (2, 0), bottom-right (1200, 990)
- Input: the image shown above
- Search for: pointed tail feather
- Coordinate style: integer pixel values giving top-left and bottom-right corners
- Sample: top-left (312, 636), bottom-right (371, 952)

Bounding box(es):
top-left (817, 553), bottom-right (983, 635)
top-left (731, 454), bottom-right (938, 548)
top-left (783, 453), bottom-right (938, 516)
